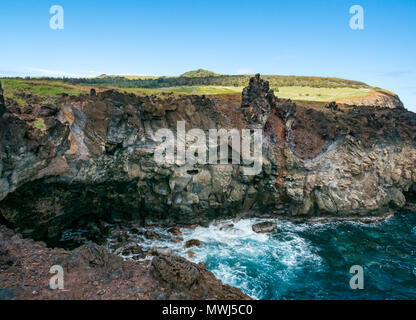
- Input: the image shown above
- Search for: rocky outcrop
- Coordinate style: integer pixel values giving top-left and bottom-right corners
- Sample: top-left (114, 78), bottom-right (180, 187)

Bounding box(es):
top-left (0, 225), bottom-right (249, 300)
top-left (151, 255), bottom-right (249, 299)
top-left (0, 75), bottom-right (415, 244)
top-left (241, 73), bottom-right (276, 126)
top-left (337, 90), bottom-right (404, 109)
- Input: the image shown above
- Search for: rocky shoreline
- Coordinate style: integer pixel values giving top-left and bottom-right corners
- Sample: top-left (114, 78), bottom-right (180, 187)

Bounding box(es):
top-left (0, 225), bottom-right (249, 300)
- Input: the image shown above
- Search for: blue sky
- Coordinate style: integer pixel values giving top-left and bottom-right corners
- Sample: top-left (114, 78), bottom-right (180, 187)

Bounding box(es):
top-left (0, 0), bottom-right (415, 111)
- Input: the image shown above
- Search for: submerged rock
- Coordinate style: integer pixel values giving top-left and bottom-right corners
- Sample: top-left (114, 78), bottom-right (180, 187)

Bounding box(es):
top-left (144, 230), bottom-right (161, 240)
top-left (167, 226), bottom-right (182, 236)
top-left (252, 221), bottom-right (277, 233)
top-left (185, 239), bottom-right (202, 248)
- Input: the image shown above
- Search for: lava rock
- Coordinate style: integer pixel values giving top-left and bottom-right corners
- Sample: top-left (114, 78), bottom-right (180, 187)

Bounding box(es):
top-left (185, 239), bottom-right (202, 248)
top-left (252, 221), bottom-right (277, 233)
top-left (144, 230), bottom-right (161, 240)
top-left (167, 227), bottom-right (182, 236)
top-left (114, 242), bottom-right (145, 258)
top-left (151, 247), bottom-right (172, 256)
top-left (72, 242), bottom-right (123, 270)
top-left (151, 254), bottom-right (250, 299)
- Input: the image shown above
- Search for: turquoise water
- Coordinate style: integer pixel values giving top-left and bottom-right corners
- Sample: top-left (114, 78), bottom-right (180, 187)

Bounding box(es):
top-left (196, 211), bottom-right (416, 300)
top-left (112, 210), bottom-right (416, 299)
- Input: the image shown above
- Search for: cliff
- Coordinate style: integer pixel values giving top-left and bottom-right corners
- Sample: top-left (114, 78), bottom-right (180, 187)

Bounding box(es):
top-left (0, 75), bottom-right (415, 244)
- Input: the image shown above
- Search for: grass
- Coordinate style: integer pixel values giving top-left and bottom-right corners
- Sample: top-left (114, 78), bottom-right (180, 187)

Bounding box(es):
top-left (0, 77), bottom-right (388, 106)
top-left (274, 86), bottom-right (374, 102)
top-left (122, 85), bottom-right (376, 102)
top-left (118, 85), bottom-right (243, 97)
top-left (0, 78), bottom-right (89, 105)
top-left (32, 118), bottom-right (46, 131)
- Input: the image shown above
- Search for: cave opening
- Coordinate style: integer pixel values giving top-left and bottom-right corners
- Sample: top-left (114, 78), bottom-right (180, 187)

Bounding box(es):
top-left (0, 178), bottom-right (144, 249)
top-left (404, 183), bottom-right (416, 204)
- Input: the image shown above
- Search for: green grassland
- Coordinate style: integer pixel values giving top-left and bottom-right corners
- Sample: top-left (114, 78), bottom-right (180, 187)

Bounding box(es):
top-left (1, 78), bottom-right (88, 105)
top-left (276, 86), bottom-right (374, 102)
top-left (0, 69), bottom-right (390, 106)
top-left (123, 85), bottom-right (244, 96)
top-left (123, 85), bottom-right (376, 102)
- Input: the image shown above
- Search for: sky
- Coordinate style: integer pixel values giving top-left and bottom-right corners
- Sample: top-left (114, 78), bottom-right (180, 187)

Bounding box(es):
top-left (0, 0), bottom-right (415, 111)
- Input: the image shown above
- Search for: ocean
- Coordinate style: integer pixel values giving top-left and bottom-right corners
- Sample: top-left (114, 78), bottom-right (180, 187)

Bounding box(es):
top-left (109, 210), bottom-right (416, 300)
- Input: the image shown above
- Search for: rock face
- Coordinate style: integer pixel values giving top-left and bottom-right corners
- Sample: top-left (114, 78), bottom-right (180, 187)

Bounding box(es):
top-left (0, 76), bottom-right (415, 243)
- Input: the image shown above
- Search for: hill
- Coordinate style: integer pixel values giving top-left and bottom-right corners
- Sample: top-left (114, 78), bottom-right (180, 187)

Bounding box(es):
top-left (180, 69), bottom-right (220, 77)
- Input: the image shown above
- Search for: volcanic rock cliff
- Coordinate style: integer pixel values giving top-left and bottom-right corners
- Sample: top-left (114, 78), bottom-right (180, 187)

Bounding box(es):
top-left (0, 75), bottom-right (415, 244)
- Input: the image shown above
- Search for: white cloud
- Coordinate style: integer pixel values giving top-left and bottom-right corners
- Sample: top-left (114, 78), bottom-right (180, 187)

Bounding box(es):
top-left (25, 67), bottom-right (100, 78)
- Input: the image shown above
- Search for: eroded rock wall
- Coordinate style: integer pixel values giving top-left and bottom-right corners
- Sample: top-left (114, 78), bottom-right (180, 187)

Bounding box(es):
top-left (0, 76), bottom-right (415, 242)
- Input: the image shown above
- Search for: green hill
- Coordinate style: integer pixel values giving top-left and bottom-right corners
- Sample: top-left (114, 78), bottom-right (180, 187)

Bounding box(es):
top-left (59, 72), bottom-right (371, 90)
top-left (180, 69), bottom-right (220, 78)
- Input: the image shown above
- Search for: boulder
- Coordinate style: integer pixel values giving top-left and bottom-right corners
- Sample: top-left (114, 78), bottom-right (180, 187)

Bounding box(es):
top-left (144, 230), bottom-right (161, 240)
top-left (252, 221), bottom-right (277, 233)
top-left (167, 226), bottom-right (182, 236)
top-left (185, 239), bottom-right (202, 248)
top-left (114, 242), bottom-right (145, 258)
top-left (151, 247), bottom-right (172, 256)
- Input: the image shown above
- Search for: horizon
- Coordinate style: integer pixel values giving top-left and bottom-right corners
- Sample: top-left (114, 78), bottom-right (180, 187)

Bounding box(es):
top-left (0, 0), bottom-right (415, 111)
